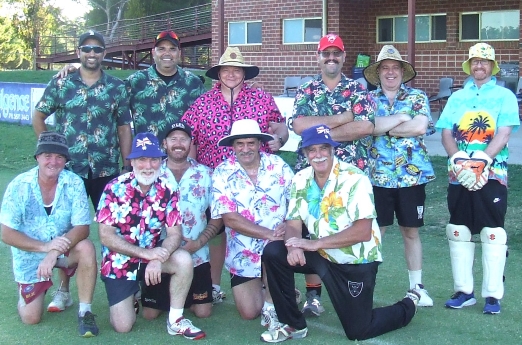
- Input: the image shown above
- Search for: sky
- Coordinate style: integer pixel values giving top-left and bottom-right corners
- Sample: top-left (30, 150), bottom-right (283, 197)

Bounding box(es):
top-left (57, 0), bottom-right (92, 20)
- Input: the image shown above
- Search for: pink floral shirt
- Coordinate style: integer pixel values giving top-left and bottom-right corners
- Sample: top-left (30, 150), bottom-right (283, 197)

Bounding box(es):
top-left (95, 173), bottom-right (181, 280)
top-left (211, 152), bottom-right (294, 278)
top-left (181, 83), bottom-right (285, 169)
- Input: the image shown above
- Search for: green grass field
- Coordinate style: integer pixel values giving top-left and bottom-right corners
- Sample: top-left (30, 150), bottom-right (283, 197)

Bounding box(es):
top-left (1, 122), bottom-right (522, 344)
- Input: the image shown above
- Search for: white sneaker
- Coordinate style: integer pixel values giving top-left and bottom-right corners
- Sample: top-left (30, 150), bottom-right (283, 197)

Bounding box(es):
top-left (212, 287), bottom-right (226, 304)
top-left (261, 305), bottom-right (279, 328)
top-left (414, 284), bottom-right (434, 307)
top-left (47, 290), bottom-right (73, 312)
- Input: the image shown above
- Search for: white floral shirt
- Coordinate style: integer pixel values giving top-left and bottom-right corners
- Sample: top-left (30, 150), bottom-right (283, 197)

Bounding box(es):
top-left (161, 158), bottom-right (213, 267)
top-left (211, 152), bottom-right (294, 277)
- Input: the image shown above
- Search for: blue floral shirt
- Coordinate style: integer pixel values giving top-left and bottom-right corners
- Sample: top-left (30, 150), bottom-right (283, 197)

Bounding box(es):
top-left (292, 74), bottom-right (376, 174)
top-left (0, 167), bottom-right (91, 284)
top-left (436, 77), bottom-right (519, 186)
top-left (211, 152), bottom-right (294, 278)
top-left (161, 158), bottom-right (213, 267)
top-left (368, 84), bottom-right (436, 187)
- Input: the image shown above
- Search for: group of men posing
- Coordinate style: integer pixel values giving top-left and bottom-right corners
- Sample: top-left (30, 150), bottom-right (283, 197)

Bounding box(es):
top-left (0, 28), bottom-right (518, 343)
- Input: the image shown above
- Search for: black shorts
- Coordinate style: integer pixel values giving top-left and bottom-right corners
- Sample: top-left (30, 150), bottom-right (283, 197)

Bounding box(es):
top-left (140, 262), bottom-right (213, 311)
top-left (101, 273), bottom-right (141, 307)
top-left (373, 185), bottom-right (426, 228)
top-left (447, 180), bottom-right (507, 234)
top-left (230, 274), bottom-right (257, 288)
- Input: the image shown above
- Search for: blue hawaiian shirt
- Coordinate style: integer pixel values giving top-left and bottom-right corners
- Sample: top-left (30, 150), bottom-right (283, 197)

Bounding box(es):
top-left (368, 84), bottom-right (436, 187)
top-left (0, 167), bottom-right (91, 284)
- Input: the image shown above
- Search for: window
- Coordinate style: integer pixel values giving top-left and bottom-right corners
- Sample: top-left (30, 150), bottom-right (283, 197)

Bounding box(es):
top-left (229, 21), bottom-right (262, 45)
top-left (377, 14), bottom-right (446, 43)
top-left (283, 18), bottom-right (322, 44)
top-left (461, 10), bottom-right (519, 41)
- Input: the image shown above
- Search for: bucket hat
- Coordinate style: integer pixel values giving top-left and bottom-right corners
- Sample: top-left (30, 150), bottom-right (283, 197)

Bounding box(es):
top-left (363, 45), bottom-right (416, 86)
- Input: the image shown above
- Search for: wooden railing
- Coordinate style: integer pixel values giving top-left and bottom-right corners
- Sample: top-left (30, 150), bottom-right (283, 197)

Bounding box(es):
top-left (36, 4), bottom-right (211, 63)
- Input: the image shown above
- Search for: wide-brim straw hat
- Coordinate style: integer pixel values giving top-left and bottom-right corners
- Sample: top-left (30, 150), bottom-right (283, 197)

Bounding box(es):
top-left (462, 42), bottom-right (500, 75)
top-left (218, 119), bottom-right (273, 147)
top-left (363, 45), bottom-right (416, 86)
top-left (206, 47), bottom-right (260, 81)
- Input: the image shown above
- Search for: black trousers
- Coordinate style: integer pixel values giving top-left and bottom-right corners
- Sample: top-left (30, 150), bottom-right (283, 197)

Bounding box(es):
top-left (262, 241), bottom-right (416, 341)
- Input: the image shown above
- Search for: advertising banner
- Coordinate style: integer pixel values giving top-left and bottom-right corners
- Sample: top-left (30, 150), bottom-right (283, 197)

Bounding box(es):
top-left (0, 82), bottom-right (49, 125)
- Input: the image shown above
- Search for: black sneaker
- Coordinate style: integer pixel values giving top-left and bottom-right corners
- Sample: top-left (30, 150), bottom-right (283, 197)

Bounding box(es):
top-left (78, 311), bottom-right (99, 337)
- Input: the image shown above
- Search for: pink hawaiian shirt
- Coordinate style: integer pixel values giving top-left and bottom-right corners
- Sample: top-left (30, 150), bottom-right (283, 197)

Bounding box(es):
top-left (95, 173), bottom-right (181, 280)
top-left (181, 83), bottom-right (285, 169)
top-left (211, 152), bottom-right (294, 278)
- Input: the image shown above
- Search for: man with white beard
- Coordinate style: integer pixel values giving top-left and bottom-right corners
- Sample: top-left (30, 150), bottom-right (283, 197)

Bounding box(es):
top-left (94, 132), bottom-right (206, 340)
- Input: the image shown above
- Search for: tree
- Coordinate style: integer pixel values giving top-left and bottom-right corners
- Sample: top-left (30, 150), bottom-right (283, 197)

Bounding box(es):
top-left (0, 16), bottom-right (31, 69)
top-left (85, 0), bottom-right (130, 38)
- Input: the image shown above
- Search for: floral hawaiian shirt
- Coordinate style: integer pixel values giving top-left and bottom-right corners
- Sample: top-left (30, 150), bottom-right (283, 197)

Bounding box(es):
top-left (126, 65), bottom-right (206, 141)
top-left (35, 71), bottom-right (131, 179)
top-left (182, 82), bottom-right (285, 169)
top-left (161, 158), bottom-right (213, 267)
top-left (292, 74), bottom-right (376, 174)
top-left (0, 168), bottom-right (91, 284)
top-left (436, 78), bottom-right (519, 186)
top-left (211, 152), bottom-right (294, 278)
top-left (368, 84), bottom-right (436, 188)
top-left (286, 158), bottom-right (382, 264)
top-left (95, 173), bottom-right (181, 280)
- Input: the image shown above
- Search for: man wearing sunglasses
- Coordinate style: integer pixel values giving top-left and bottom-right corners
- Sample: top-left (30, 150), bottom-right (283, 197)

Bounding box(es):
top-left (32, 30), bottom-right (133, 314)
top-left (289, 33), bottom-right (376, 317)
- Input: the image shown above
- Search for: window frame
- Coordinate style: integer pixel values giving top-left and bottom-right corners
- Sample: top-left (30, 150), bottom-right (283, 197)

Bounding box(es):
top-left (460, 10), bottom-right (520, 42)
top-left (282, 17), bottom-right (322, 45)
top-left (376, 13), bottom-right (447, 43)
top-left (228, 20), bottom-right (262, 46)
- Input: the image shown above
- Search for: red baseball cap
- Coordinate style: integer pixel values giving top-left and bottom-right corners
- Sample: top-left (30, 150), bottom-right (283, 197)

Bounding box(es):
top-left (317, 34), bottom-right (344, 52)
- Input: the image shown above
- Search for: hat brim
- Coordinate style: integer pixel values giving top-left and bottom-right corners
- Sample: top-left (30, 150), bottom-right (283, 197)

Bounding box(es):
top-left (363, 59), bottom-right (417, 86)
top-left (34, 144), bottom-right (70, 161)
top-left (462, 59), bottom-right (500, 75)
top-left (206, 63), bottom-right (260, 81)
top-left (218, 133), bottom-right (273, 147)
top-left (126, 151), bottom-right (166, 160)
top-left (155, 37), bottom-right (180, 47)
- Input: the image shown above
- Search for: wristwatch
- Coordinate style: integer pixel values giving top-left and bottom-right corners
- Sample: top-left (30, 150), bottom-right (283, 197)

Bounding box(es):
top-left (278, 136), bottom-right (284, 146)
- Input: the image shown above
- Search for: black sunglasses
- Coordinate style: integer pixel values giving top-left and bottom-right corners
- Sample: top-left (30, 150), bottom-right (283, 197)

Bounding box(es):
top-left (79, 45), bottom-right (105, 54)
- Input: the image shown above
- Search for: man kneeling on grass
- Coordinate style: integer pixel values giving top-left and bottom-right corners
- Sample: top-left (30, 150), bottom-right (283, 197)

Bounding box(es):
top-left (95, 132), bottom-right (205, 340)
top-left (0, 131), bottom-right (99, 337)
top-left (261, 125), bottom-right (420, 342)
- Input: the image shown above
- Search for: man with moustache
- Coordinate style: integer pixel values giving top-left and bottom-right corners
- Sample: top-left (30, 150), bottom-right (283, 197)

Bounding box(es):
top-left (211, 119), bottom-right (294, 327)
top-left (290, 33), bottom-right (376, 316)
top-left (32, 30), bottom-right (132, 312)
top-left (95, 133), bottom-right (206, 339)
top-left (260, 125), bottom-right (419, 342)
top-left (1, 132), bottom-right (99, 337)
top-left (182, 46), bottom-right (289, 305)
top-left (137, 122), bottom-right (217, 319)
top-left (436, 43), bottom-right (519, 314)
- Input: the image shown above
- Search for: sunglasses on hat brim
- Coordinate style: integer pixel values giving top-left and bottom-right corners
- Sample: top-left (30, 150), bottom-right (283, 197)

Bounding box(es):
top-left (79, 45), bottom-right (105, 54)
top-left (156, 31), bottom-right (179, 42)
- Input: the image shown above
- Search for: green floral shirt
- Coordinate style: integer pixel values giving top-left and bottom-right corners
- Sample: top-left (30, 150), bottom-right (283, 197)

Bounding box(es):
top-left (126, 66), bottom-right (206, 140)
top-left (35, 71), bottom-right (131, 179)
top-left (286, 158), bottom-right (382, 264)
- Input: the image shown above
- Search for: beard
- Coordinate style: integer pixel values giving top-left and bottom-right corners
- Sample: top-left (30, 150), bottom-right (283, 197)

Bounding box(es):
top-left (134, 168), bottom-right (160, 187)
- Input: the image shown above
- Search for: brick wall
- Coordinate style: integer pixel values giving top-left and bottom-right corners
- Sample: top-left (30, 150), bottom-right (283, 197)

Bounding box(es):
top-left (214, 0), bottom-right (521, 115)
